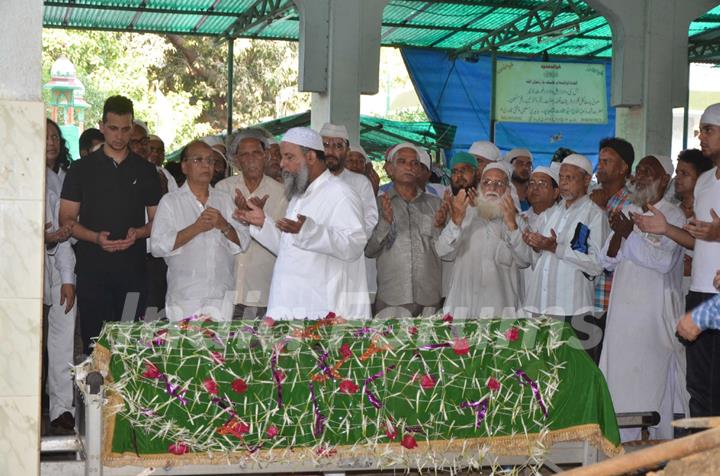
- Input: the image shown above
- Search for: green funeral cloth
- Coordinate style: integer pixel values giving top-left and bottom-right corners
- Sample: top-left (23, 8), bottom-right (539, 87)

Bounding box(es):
top-left (94, 316), bottom-right (620, 461)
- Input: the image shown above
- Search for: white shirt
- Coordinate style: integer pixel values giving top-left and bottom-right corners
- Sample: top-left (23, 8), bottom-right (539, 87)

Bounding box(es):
top-left (523, 195), bottom-right (609, 316)
top-left (215, 174), bottom-right (288, 307)
top-left (251, 170), bottom-right (370, 319)
top-left (150, 182), bottom-right (251, 321)
top-left (44, 168), bottom-right (75, 305)
top-left (691, 168), bottom-right (720, 294)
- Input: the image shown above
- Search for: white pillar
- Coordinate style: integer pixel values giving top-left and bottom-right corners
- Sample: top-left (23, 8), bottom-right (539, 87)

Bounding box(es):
top-left (0, 1), bottom-right (45, 475)
top-left (586, 0), bottom-right (716, 157)
top-left (295, 0), bottom-right (388, 143)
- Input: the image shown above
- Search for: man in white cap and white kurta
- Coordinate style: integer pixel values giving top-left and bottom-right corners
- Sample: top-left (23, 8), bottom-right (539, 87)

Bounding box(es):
top-left (437, 161), bottom-right (531, 318)
top-left (634, 102), bottom-right (720, 417)
top-left (234, 127), bottom-right (370, 319)
top-left (520, 154), bottom-right (609, 361)
top-left (599, 154), bottom-right (688, 441)
top-left (505, 147), bottom-right (534, 212)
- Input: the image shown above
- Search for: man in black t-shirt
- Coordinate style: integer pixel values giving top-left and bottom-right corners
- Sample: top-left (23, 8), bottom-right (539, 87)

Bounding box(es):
top-left (60, 96), bottom-right (161, 353)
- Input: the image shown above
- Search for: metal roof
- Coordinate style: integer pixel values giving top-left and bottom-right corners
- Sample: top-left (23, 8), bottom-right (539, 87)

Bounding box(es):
top-left (43, 1), bottom-right (720, 63)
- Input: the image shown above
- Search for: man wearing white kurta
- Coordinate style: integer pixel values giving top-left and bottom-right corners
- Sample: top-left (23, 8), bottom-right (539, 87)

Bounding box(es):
top-left (521, 154), bottom-right (609, 361)
top-left (599, 155), bottom-right (688, 441)
top-left (437, 161), bottom-right (529, 317)
top-left (151, 141), bottom-right (250, 322)
top-left (216, 129), bottom-right (288, 319)
top-left (235, 127), bottom-right (370, 320)
top-left (44, 167), bottom-right (77, 434)
top-left (319, 123), bottom-right (379, 303)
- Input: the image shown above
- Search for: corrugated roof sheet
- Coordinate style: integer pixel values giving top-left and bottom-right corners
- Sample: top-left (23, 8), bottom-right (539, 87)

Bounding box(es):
top-left (42, 0), bottom-right (720, 62)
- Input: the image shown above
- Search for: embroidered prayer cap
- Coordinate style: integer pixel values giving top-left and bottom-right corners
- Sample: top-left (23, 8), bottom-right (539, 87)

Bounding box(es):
top-left (649, 155), bottom-right (674, 176)
top-left (319, 123), bottom-right (349, 140)
top-left (417, 147), bottom-right (432, 170)
top-left (228, 129), bottom-right (268, 157)
top-left (481, 161), bottom-right (512, 179)
top-left (561, 153), bottom-right (593, 176)
top-left (531, 166), bottom-right (559, 185)
top-left (133, 119), bottom-right (149, 135)
top-left (282, 127), bottom-right (324, 152)
top-left (201, 136), bottom-right (227, 160)
top-left (504, 147), bottom-right (533, 163)
top-left (700, 103), bottom-right (720, 126)
top-left (468, 141), bottom-right (500, 161)
top-left (349, 144), bottom-right (368, 162)
top-left (450, 151), bottom-right (478, 170)
top-left (388, 142), bottom-right (422, 163)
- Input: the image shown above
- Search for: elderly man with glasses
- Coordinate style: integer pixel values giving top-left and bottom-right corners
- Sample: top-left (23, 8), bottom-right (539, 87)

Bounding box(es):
top-left (150, 140), bottom-right (250, 322)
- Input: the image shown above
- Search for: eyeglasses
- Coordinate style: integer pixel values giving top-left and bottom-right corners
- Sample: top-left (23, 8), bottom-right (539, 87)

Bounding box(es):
top-left (694, 125), bottom-right (720, 137)
top-left (323, 141), bottom-right (347, 150)
top-left (480, 179), bottom-right (508, 189)
top-left (528, 179), bottom-right (553, 189)
top-left (185, 157), bottom-right (216, 166)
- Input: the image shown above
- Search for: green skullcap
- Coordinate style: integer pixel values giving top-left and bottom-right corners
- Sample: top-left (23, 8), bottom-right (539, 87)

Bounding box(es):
top-left (450, 152), bottom-right (478, 170)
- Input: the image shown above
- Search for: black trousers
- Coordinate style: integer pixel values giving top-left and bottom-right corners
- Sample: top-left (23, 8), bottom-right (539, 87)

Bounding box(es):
top-left (145, 254), bottom-right (167, 311)
top-left (76, 267), bottom-right (147, 354)
top-left (685, 291), bottom-right (720, 417)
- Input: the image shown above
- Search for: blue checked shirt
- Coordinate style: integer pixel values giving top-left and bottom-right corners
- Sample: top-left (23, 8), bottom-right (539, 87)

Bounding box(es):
top-left (692, 294), bottom-right (720, 331)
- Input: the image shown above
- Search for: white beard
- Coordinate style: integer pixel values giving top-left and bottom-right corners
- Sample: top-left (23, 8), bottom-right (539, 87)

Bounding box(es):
top-left (627, 179), bottom-right (660, 208)
top-left (475, 193), bottom-right (504, 220)
top-left (282, 162), bottom-right (310, 200)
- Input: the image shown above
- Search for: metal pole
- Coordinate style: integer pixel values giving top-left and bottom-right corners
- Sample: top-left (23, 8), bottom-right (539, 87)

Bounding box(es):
top-left (683, 62), bottom-right (690, 151)
top-left (490, 51), bottom-right (497, 142)
top-left (227, 38), bottom-right (235, 138)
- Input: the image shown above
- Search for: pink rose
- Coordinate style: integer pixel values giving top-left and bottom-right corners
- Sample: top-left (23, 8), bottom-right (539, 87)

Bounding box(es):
top-left (340, 343), bottom-right (353, 359)
top-left (486, 377), bottom-right (501, 392)
top-left (261, 316), bottom-right (275, 327)
top-left (266, 425), bottom-right (279, 438)
top-left (401, 434), bottom-right (418, 449)
top-left (452, 338), bottom-right (470, 356)
top-left (202, 378), bottom-right (219, 395)
top-left (420, 374), bottom-right (436, 390)
top-left (442, 313), bottom-right (454, 323)
top-left (168, 442), bottom-right (189, 455)
top-left (505, 327), bottom-right (520, 342)
top-left (231, 378), bottom-right (248, 394)
top-left (210, 351), bottom-right (225, 364)
top-left (142, 362), bottom-right (162, 379)
top-left (339, 379), bottom-right (359, 394)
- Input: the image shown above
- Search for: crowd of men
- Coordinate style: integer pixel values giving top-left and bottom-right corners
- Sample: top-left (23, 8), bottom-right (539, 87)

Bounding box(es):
top-left (43, 95), bottom-right (720, 444)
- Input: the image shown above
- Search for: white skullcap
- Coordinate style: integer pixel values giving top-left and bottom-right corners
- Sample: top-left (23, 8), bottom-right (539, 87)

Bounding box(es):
top-left (700, 103), bottom-right (720, 127)
top-left (468, 141), bottom-right (500, 161)
top-left (417, 148), bottom-right (431, 170)
top-left (148, 134), bottom-right (163, 143)
top-left (349, 143), bottom-right (368, 162)
top-left (650, 155), bottom-right (674, 176)
top-left (550, 161), bottom-right (562, 172)
top-left (282, 127), bottom-right (324, 151)
top-left (481, 161), bottom-right (512, 179)
top-left (133, 119), bottom-right (148, 135)
top-left (319, 123), bottom-right (349, 140)
top-left (227, 129), bottom-right (268, 158)
top-left (504, 147), bottom-right (533, 163)
top-left (388, 142), bottom-right (421, 163)
top-left (266, 135), bottom-right (278, 145)
top-left (561, 153), bottom-right (593, 176)
top-left (202, 135), bottom-right (225, 149)
top-left (532, 166), bottom-right (559, 185)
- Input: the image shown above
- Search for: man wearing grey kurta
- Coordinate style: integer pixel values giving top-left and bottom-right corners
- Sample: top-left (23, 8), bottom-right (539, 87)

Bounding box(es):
top-left (366, 142), bottom-right (442, 317)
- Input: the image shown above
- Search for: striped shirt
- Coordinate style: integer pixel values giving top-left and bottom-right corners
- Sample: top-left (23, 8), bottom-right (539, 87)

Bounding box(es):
top-left (594, 186), bottom-right (632, 311)
top-left (692, 294), bottom-right (720, 331)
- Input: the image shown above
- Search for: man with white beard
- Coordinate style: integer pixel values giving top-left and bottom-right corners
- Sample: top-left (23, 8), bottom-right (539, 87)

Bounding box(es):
top-left (234, 127), bottom-right (370, 319)
top-left (437, 162), bottom-right (530, 318)
top-left (599, 155), bottom-right (688, 441)
top-left (521, 154), bottom-right (609, 362)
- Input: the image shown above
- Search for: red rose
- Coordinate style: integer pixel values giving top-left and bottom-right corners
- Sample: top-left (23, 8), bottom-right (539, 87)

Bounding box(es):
top-left (168, 442), bottom-right (189, 455)
top-left (452, 338), bottom-right (470, 356)
top-left (340, 343), bottom-right (353, 359)
top-left (203, 378), bottom-right (219, 395)
top-left (401, 434), bottom-right (418, 449)
top-left (409, 326), bottom-right (418, 336)
top-left (442, 313), bottom-right (454, 323)
top-left (325, 312), bottom-right (337, 320)
top-left (210, 351), bottom-right (225, 364)
top-left (266, 425), bottom-right (279, 438)
top-left (505, 327), bottom-right (520, 342)
top-left (420, 374), bottom-right (436, 390)
top-left (142, 362), bottom-right (162, 379)
top-left (339, 379), bottom-right (359, 394)
top-left (261, 316), bottom-right (275, 327)
top-left (486, 377), bottom-right (501, 392)
top-left (231, 378), bottom-right (248, 394)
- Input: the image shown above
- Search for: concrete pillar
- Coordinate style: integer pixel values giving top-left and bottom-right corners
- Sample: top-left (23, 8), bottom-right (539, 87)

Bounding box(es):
top-left (295, 0), bottom-right (387, 143)
top-left (0, 1), bottom-right (45, 475)
top-left (586, 0), bottom-right (716, 157)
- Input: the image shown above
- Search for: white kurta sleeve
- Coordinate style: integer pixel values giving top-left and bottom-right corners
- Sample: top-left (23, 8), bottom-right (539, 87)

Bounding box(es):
top-left (250, 216), bottom-right (281, 255)
top-left (621, 232), bottom-right (681, 275)
top-left (599, 231), bottom-right (624, 272)
top-left (359, 178), bottom-right (379, 238)
top-left (220, 195), bottom-right (251, 254)
top-left (435, 220), bottom-right (462, 258)
top-left (49, 193), bottom-right (76, 285)
top-left (150, 195), bottom-right (183, 258)
top-left (293, 195), bottom-right (366, 262)
top-left (554, 208), bottom-right (608, 277)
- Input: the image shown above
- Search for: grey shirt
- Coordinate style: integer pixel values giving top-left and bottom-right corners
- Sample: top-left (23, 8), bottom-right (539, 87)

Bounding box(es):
top-left (366, 185), bottom-right (442, 306)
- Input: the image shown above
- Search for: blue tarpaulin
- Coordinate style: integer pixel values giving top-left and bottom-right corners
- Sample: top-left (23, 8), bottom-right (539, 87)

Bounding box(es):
top-left (402, 48), bottom-right (616, 168)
